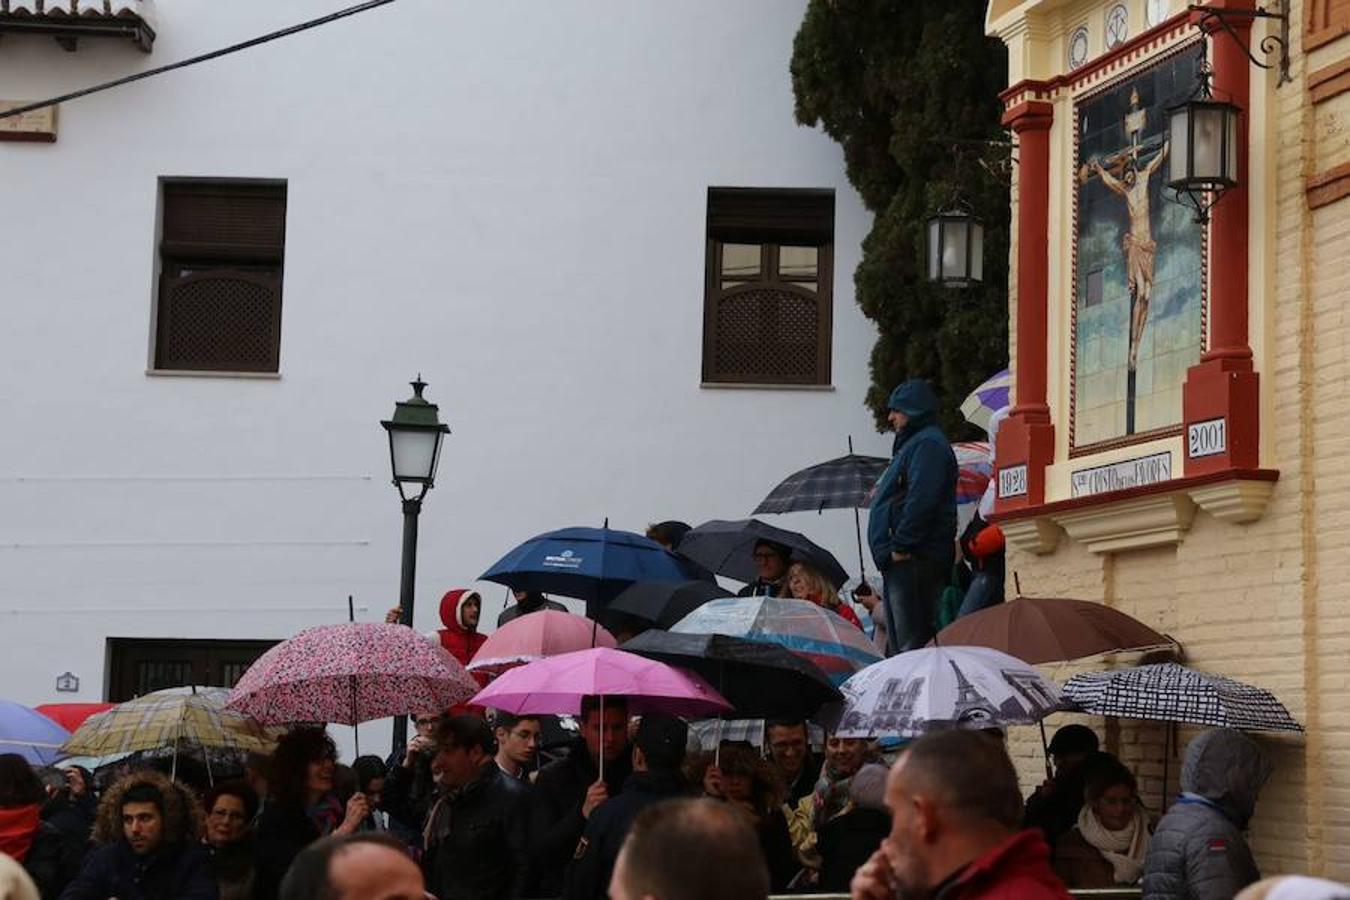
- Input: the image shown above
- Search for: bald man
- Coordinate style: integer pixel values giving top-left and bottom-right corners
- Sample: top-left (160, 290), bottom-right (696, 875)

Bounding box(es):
top-left (280, 833), bottom-right (426, 900)
top-left (851, 730), bottom-right (1071, 900)
top-left (609, 798), bottom-right (769, 900)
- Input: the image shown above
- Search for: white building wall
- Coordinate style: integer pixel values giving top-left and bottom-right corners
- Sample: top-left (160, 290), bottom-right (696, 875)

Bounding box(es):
top-left (0, 0), bottom-right (886, 752)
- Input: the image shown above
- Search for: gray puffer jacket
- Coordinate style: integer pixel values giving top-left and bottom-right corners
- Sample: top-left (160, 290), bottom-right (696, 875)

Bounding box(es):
top-left (1142, 729), bottom-right (1273, 900)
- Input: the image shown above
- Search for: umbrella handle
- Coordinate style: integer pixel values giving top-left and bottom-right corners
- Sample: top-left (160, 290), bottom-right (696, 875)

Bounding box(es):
top-left (598, 695), bottom-right (604, 784)
top-left (1038, 719), bottom-right (1053, 780)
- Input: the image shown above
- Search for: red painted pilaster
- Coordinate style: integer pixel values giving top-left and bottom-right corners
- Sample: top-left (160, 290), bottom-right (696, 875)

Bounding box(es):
top-left (995, 96), bottom-right (1056, 512)
top-left (1182, 0), bottom-right (1261, 473)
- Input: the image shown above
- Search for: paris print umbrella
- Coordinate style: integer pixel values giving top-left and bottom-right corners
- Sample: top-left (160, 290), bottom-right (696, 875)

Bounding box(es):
top-left (226, 622), bottom-right (479, 726)
top-left (0, 700), bottom-right (72, 766)
top-left (961, 368), bottom-right (1011, 432)
top-left (671, 596), bottom-right (881, 685)
top-left (1062, 663), bottom-right (1303, 732)
top-left (468, 610), bottom-right (617, 678)
top-left (61, 686), bottom-right (281, 758)
top-left (833, 646), bottom-right (1063, 739)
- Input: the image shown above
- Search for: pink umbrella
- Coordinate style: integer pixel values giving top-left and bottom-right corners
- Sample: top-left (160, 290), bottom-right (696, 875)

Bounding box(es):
top-left (468, 610), bottom-right (617, 678)
top-left (226, 623), bottom-right (478, 727)
top-left (471, 647), bottom-right (732, 779)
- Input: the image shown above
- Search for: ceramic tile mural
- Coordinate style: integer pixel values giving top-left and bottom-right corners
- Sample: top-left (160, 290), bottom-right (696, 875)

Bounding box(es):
top-left (1073, 44), bottom-right (1204, 448)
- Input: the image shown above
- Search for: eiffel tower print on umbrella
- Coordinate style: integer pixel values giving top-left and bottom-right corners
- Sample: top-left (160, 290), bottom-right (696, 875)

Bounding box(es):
top-left (833, 646), bottom-right (1061, 739)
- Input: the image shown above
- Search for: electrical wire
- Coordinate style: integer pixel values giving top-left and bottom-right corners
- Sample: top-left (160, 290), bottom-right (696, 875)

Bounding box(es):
top-left (0, 0), bottom-right (398, 122)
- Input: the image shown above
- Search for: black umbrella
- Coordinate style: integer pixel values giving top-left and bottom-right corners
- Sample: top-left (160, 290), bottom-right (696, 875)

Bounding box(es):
top-left (607, 581), bottom-right (733, 630)
top-left (678, 518), bottom-right (850, 588)
top-left (621, 630), bottom-right (841, 722)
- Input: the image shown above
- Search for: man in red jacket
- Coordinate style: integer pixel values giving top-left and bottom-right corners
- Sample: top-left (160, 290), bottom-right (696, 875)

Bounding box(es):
top-left (851, 730), bottom-right (1071, 900)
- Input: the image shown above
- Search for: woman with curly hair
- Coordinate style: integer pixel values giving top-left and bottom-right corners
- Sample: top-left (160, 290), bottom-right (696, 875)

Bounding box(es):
top-left (252, 727), bottom-right (368, 900)
top-left (786, 562), bottom-right (863, 629)
top-left (690, 742), bottom-right (799, 892)
top-left (58, 768), bottom-right (216, 900)
top-left (0, 754), bottom-right (79, 898)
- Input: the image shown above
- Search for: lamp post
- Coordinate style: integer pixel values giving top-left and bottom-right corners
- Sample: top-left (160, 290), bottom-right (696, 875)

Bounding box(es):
top-left (926, 208), bottom-right (985, 288)
top-left (382, 375), bottom-right (450, 758)
top-left (1167, 58), bottom-right (1240, 224)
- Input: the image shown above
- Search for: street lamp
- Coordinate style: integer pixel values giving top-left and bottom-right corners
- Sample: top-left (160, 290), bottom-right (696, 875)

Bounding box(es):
top-left (381, 375), bottom-right (450, 757)
top-left (1167, 60), bottom-right (1239, 225)
top-left (927, 208), bottom-right (984, 288)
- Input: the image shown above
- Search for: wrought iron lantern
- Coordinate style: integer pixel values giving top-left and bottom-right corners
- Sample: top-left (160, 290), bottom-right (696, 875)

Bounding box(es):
top-left (1167, 61), bottom-right (1239, 225)
top-left (381, 376), bottom-right (450, 503)
top-left (927, 208), bottom-right (984, 288)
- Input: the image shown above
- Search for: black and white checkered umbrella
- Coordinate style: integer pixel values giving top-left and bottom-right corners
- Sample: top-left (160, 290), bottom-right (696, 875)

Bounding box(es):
top-left (1063, 663), bottom-right (1303, 732)
top-left (753, 453), bottom-right (889, 514)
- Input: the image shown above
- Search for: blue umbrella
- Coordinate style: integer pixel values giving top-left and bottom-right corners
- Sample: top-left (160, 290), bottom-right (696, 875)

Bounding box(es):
top-left (481, 526), bottom-right (698, 614)
top-left (0, 699), bottom-right (72, 765)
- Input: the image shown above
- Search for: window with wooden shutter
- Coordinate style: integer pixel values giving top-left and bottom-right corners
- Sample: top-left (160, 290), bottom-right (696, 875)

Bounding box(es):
top-left (153, 179), bottom-right (287, 373)
top-left (702, 188), bottom-right (834, 386)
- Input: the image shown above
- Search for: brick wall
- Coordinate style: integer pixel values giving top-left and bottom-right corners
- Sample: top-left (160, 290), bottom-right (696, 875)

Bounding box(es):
top-left (999, 0), bottom-right (1350, 881)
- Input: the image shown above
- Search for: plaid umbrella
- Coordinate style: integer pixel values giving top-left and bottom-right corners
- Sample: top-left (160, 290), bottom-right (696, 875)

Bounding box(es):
top-left (61, 687), bottom-right (281, 758)
top-left (961, 369), bottom-right (1011, 432)
top-left (754, 453), bottom-right (888, 515)
top-left (1063, 663), bottom-right (1304, 732)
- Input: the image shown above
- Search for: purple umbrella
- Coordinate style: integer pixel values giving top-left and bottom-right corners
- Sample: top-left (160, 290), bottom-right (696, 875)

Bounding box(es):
top-left (0, 699), bottom-right (72, 765)
top-left (961, 369), bottom-right (1011, 432)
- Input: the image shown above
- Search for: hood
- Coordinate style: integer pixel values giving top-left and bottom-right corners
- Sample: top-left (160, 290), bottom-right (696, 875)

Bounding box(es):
top-left (888, 379), bottom-right (940, 417)
top-left (848, 763), bottom-right (890, 812)
top-left (1179, 728), bottom-right (1272, 827)
top-left (439, 589), bottom-right (481, 634)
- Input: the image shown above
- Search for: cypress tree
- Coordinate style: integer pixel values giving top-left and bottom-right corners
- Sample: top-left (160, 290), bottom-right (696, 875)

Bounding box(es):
top-left (791, 0), bottom-right (1011, 435)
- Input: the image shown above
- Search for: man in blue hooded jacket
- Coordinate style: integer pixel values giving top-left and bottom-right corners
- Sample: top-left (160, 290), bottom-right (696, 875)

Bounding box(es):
top-left (867, 379), bottom-right (958, 654)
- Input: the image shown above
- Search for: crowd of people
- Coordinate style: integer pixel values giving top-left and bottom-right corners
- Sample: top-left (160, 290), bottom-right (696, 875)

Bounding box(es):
top-left (2, 377), bottom-right (1346, 898)
top-left (4, 714), bottom-right (1345, 899)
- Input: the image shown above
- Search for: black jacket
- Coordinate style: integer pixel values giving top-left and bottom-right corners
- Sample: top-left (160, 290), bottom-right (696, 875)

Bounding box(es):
top-left (58, 841), bottom-right (218, 900)
top-left (528, 737), bottom-right (632, 897)
top-left (784, 754), bottom-right (822, 808)
top-left (21, 819), bottom-right (83, 898)
top-left (423, 765), bottom-right (530, 900)
top-left (1024, 769), bottom-right (1088, 852)
top-left (205, 837), bottom-right (255, 900)
top-left (384, 747), bottom-right (439, 844)
top-left (251, 803), bottom-right (319, 900)
top-left (562, 770), bottom-right (684, 900)
top-left (817, 807), bottom-right (891, 892)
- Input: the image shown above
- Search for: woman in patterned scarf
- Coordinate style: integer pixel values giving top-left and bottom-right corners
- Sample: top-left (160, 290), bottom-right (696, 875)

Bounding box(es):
top-left (252, 727), bottom-right (369, 900)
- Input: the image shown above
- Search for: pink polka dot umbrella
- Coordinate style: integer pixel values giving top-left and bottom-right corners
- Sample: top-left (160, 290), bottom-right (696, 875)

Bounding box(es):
top-left (226, 622), bottom-right (478, 728)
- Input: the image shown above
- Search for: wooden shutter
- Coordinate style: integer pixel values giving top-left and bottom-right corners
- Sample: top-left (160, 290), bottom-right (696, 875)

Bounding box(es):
top-left (1308, 0), bottom-right (1350, 50)
top-left (155, 180), bottom-right (286, 372)
top-left (703, 189), bottom-right (835, 385)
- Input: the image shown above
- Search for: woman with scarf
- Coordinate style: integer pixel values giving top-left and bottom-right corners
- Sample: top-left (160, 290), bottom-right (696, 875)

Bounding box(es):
top-left (786, 562), bottom-right (863, 629)
top-left (691, 742), bottom-right (799, 892)
top-left (1054, 753), bottom-right (1151, 888)
top-left (785, 735), bottom-right (875, 887)
top-left (0, 754), bottom-right (79, 898)
top-left (252, 728), bottom-right (369, 900)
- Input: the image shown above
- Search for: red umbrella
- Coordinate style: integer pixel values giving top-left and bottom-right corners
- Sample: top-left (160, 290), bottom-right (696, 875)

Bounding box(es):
top-left (35, 702), bottom-right (114, 732)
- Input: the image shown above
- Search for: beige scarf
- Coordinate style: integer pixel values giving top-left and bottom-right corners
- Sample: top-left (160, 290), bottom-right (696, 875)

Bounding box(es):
top-left (1076, 805), bottom-right (1150, 885)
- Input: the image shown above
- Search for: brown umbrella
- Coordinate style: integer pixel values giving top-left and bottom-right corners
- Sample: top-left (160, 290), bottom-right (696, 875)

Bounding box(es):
top-left (932, 595), bottom-right (1173, 780)
top-left (932, 596), bottom-right (1172, 664)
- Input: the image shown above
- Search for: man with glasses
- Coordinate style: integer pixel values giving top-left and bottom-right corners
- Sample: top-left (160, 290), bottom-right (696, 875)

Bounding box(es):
top-left (737, 540), bottom-right (792, 597)
top-left (765, 719), bottom-right (820, 806)
top-left (382, 711), bottom-right (443, 848)
top-left (493, 712), bottom-right (542, 780)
